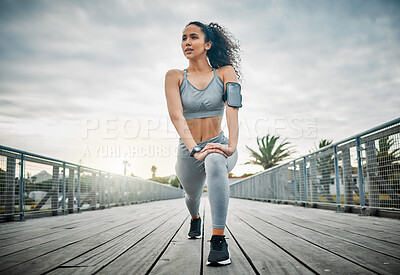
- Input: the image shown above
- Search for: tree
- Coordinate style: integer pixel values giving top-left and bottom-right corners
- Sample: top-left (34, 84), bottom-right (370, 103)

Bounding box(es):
top-left (311, 139), bottom-right (333, 153)
top-left (245, 134), bottom-right (295, 170)
top-left (151, 165), bottom-right (157, 179)
top-left (170, 176), bottom-right (182, 189)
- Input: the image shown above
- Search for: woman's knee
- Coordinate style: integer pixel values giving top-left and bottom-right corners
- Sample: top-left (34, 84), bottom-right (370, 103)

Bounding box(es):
top-left (186, 189), bottom-right (203, 202)
top-left (204, 153), bottom-right (228, 176)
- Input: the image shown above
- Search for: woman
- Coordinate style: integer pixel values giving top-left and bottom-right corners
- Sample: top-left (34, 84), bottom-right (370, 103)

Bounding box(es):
top-left (164, 21), bottom-right (241, 266)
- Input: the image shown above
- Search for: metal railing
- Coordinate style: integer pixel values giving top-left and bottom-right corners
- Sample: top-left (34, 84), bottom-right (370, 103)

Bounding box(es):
top-left (0, 145), bottom-right (184, 221)
top-left (230, 117), bottom-right (400, 215)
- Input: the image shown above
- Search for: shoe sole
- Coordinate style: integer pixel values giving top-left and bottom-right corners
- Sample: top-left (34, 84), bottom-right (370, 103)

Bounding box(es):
top-left (188, 234), bottom-right (202, 239)
top-left (188, 218), bottom-right (202, 239)
top-left (206, 253), bottom-right (231, 266)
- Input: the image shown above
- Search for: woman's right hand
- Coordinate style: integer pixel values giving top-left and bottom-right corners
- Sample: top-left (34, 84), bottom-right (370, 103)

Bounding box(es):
top-left (193, 148), bottom-right (228, 161)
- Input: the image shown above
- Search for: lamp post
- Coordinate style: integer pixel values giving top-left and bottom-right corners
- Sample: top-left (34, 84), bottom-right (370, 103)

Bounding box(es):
top-left (123, 160), bottom-right (130, 176)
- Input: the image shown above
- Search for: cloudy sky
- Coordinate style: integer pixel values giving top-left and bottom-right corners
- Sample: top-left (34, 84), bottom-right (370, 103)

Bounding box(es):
top-left (1, 0), bottom-right (399, 179)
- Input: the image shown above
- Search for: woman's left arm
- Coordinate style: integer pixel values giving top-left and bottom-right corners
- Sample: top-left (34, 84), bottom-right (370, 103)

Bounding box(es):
top-left (223, 65), bottom-right (239, 155)
top-left (200, 65), bottom-right (240, 157)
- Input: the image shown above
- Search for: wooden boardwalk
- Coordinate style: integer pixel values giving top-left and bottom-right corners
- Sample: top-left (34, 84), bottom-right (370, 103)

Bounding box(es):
top-left (1, 197), bottom-right (400, 275)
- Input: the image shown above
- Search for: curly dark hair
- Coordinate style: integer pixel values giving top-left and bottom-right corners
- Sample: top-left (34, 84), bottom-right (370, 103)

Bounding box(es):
top-left (186, 21), bottom-right (242, 82)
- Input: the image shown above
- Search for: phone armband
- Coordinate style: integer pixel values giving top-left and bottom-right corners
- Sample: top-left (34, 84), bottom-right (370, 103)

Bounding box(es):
top-left (222, 82), bottom-right (242, 108)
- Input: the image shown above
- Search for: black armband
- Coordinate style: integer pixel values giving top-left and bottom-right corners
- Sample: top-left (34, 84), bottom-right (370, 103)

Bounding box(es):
top-left (222, 82), bottom-right (242, 108)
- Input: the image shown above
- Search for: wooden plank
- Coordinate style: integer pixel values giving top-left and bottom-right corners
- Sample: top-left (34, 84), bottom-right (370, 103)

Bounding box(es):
top-left (0, 199), bottom-right (174, 236)
top-left (0, 204), bottom-right (151, 246)
top-left (236, 199), bottom-right (400, 234)
top-left (226, 211), bottom-right (314, 274)
top-left (235, 202), bottom-right (400, 274)
top-left (0, 206), bottom-right (129, 236)
top-left (237, 197), bottom-right (398, 235)
top-left (289, 206), bottom-right (400, 234)
top-left (0, 202), bottom-right (162, 256)
top-left (0, 210), bottom-right (164, 272)
top-left (202, 196), bottom-right (255, 274)
top-left (0, 199), bottom-right (183, 274)
top-left (60, 209), bottom-right (185, 268)
top-left (273, 214), bottom-right (400, 258)
top-left (150, 200), bottom-right (204, 274)
top-left (0, 215), bottom-right (131, 257)
top-left (292, 215), bottom-right (400, 245)
top-left (46, 208), bottom-right (188, 275)
top-left (2, 196), bottom-right (398, 274)
top-left (229, 200), bottom-right (374, 274)
top-left (238, 200), bottom-right (400, 243)
top-left (96, 208), bottom-right (188, 274)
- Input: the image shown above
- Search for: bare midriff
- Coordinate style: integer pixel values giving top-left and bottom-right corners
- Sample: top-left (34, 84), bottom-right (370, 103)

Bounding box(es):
top-left (186, 116), bottom-right (223, 143)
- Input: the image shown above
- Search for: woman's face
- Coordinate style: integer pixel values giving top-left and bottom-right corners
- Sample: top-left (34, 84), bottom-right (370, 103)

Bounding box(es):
top-left (181, 24), bottom-right (211, 59)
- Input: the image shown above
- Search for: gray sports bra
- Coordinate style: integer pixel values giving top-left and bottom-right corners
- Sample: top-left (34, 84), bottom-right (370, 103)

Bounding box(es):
top-left (179, 68), bottom-right (225, 119)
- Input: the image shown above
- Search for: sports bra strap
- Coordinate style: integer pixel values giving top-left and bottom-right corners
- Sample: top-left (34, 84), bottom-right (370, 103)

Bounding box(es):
top-left (184, 68), bottom-right (216, 79)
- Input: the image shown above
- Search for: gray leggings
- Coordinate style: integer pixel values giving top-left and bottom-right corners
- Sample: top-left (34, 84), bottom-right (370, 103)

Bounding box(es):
top-left (175, 131), bottom-right (238, 229)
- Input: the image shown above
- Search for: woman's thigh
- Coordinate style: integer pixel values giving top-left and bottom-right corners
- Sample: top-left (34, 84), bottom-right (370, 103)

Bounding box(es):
top-left (227, 150), bottom-right (238, 172)
top-left (175, 156), bottom-right (206, 194)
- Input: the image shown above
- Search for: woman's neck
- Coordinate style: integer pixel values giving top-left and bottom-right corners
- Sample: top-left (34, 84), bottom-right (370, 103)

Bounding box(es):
top-left (187, 58), bottom-right (212, 73)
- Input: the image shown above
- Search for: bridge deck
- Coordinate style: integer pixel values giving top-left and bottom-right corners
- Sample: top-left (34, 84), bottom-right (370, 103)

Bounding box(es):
top-left (1, 197), bottom-right (399, 274)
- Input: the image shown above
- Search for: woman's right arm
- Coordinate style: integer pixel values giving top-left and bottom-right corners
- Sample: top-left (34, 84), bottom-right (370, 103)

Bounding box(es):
top-left (164, 69), bottom-right (197, 153)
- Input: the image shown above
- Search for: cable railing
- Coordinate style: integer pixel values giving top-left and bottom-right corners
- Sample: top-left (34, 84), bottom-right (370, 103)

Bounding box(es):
top-left (230, 117), bottom-right (400, 216)
top-left (0, 146), bottom-right (184, 222)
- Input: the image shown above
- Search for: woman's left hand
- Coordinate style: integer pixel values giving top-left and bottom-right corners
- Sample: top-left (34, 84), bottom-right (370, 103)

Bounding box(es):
top-left (200, 143), bottom-right (236, 157)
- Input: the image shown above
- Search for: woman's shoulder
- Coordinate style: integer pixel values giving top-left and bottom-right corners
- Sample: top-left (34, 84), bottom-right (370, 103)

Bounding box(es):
top-left (165, 69), bottom-right (184, 77)
top-left (215, 65), bottom-right (237, 83)
top-left (216, 65), bottom-right (235, 73)
top-left (165, 69), bottom-right (185, 87)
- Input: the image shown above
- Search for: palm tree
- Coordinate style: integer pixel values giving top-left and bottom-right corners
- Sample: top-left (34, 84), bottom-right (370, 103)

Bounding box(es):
top-left (311, 139), bottom-right (333, 153)
top-left (245, 134), bottom-right (295, 170)
top-left (151, 165), bottom-right (157, 178)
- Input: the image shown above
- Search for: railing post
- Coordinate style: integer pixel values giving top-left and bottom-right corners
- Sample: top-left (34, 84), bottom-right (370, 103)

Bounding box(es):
top-left (282, 166), bottom-right (287, 201)
top-left (272, 172), bottom-right (276, 201)
top-left (365, 140), bottom-right (380, 207)
top-left (303, 156), bottom-right (308, 206)
top-left (90, 172), bottom-right (96, 210)
top-left (5, 155), bottom-right (16, 221)
top-left (262, 173), bottom-right (266, 200)
top-left (124, 176), bottom-right (128, 205)
top-left (356, 136), bottom-right (366, 215)
top-left (107, 173), bottom-right (111, 208)
top-left (278, 167), bottom-right (283, 202)
top-left (310, 155), bottom-right (318, 203)
top-left (277, 168), bottom-right (281, 201)
top-left (120, 178), bottom-right (122, 202)
top-left (51, 165), bottom-right (60, 216)
top-left (62, 162), bottom-right (66, 215)
top-left (342, 148), bottom-right (354, 205)
top-left (68, 167), bottom-right (74, 213)
top-left (77, 166), bottom-right (81, 213)
top-left (19, 153), bottom-right (25, 221)
top-left (333, 146), bottom-right (341, 212)
top-left (293, 161), bottom-right (298, 205)
top-left (99, 170), bottom-right (102, 209)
